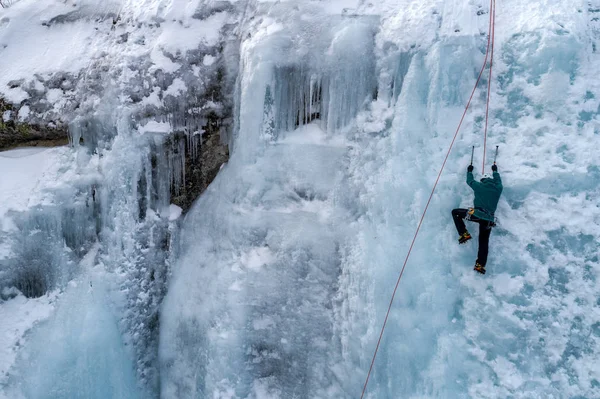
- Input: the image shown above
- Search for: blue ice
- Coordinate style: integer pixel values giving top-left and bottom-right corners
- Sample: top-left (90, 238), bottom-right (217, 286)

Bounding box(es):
top-left (6, 278), bottom-right (139, 399)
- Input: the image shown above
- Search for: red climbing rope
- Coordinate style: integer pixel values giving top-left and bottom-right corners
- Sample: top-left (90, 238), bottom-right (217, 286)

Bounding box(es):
top-left (359, 0), bottom-right (497, 397)
top-left (482, 0), bottom-right (497, 172)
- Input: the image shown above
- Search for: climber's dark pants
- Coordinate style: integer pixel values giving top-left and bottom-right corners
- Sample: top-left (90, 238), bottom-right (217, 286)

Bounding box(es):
top-left (452, 208), bottom-right (493, 267)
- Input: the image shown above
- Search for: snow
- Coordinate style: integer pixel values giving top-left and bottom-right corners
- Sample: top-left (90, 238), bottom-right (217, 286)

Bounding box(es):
top-left (16, 105), bottom-right (29, 121)
top-left (3, 270), bottom-right (140, 399)
top-left (0, 2), bottom-right (104, 98)
top-left (0, 147), bottom-right (68, 221)
top-left (163, 77), bottom-right (187, 97)
top-left (240, 247), bottom-right (275, 271)
top-left (150, 47), bottom-right (182, 73)
top-left (168, 204), bottom-right (182, 221)
top-left (0, 292), bottom-right (57, 394)
top-left (140, 87), bottom-right (163, 108)
top-left (202, 54), bottom-right (216, 66)
top-left (154, 12), bottom-right (229, 54)
top-left (45, 88), bottom-right (64, 104)
top-left (137, 120), bottom-right (172, 135)
top-left (146, 10), bottom-right (229, 74)
top-left (278, 121), bottom-right (347, 147)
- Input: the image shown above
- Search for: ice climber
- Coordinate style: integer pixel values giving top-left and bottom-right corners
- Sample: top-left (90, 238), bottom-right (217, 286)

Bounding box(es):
top-left (451, 163), bottom-right (502, 275)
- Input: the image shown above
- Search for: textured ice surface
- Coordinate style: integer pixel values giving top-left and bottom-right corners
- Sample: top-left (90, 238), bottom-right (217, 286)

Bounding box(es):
top-left (159, 6), bottom-right (378, 396)
top-left (2, 0), bottom-right (236, 393)
top-left (160, 0), bottom-right (600, 398)
top-left (4, 272), bottom-right (139, 399)
top-left (0, 291), bottom-right (57, 396)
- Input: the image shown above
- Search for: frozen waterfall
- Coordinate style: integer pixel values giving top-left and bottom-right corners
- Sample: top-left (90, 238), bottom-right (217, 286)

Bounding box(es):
top-left (159, 12), bottom-right (378, 398)
top-left (5, 266), bottom-right (139, 399)
top-left (160, 1), bottom-right (600, 399)
top-left (1, 0), bottom-right (599, 398)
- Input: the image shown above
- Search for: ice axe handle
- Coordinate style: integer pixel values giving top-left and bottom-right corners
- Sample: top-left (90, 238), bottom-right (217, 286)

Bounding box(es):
top-left (493, 145), bottom-right (499, 164)
top-left (470, 146), bottom-right (475, 166)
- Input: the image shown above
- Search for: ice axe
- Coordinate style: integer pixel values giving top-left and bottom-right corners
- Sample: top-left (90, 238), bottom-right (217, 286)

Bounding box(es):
top-left (470, 146), bottom-right (475, 166)
top-left (493, 145), bottom-right (499, 165)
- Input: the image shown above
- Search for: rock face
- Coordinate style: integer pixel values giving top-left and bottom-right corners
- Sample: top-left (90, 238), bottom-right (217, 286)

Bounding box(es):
top-left (1, 89), bottom-right (231, 211)
top-left (0, 99), bottom-right (69, 150)
top-left (170, 124), bottom-right (229, 213)
top-left (1, 0), bottom-right (237, 206)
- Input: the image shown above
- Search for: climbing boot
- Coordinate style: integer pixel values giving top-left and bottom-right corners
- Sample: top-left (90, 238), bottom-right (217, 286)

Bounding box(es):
top-left (474, 262), bottom-right (486, 275)
top-left (458, 231), bottom-right (472, 244)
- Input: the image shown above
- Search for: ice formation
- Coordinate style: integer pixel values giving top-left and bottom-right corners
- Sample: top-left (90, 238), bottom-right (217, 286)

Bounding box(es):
top-left (1, 0), bottom-right (599, 398)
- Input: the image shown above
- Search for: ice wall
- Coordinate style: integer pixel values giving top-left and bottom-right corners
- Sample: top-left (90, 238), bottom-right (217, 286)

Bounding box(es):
top-left (2, 0), bottom-right (237, 395)
top-left (232, 6), bottom-right (377, 163)
top-left (162, 1), bottom-right (600, 399)
top-left (337, 1), bottom-right (600, 398)
top-left (160, 5), bottom-right (378, 397)
top-left (0, 113), bottom-right (170, 397)
top-left (5, 274), bottom-right (139, 399)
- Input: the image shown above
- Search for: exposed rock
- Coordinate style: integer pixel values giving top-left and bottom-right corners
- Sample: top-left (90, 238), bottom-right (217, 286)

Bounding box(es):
top-left (0, 99), bottom-right (69, 150)
top-left (170, 119), bottom-right (229, 212)
top-left (192, 1), bottom-right (234, 20)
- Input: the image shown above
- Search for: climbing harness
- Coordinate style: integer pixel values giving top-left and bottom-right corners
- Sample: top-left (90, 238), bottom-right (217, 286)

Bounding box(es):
top-left (359, 0), bottom-right (497, 397)
top-left (464, 207), bottom-right (475, 221)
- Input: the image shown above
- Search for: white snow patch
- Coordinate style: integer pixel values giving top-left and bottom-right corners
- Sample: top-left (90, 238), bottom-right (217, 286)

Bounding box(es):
top-left (45, 88), bottom-right (64, 104)
top-left (202, 54), bottom-right (216, 66)
top-left (492, 274), bottom-right (524, 297)
top-left (228, 280), bottom-right (242, 292)
top-left (2, 87), bottom-right (29, 104)
top-left (141, 87), bottom-right (163, 108)
top-left (252, 316), bottom-right (275, 330)
top-left (0, 147), bottom-right (68, 220)
top-left (17, 105), bottom-right (30, 121)
top-left (278, 122), bottom-right (347, 147)
top-left (0, 12), bottom-right (99, 91)
top-left (155, 12), bottom-right (229, 55)
top-left (0, 292), bottom-right (58, 388)
top-left (168, 204), bottom-right (182, 221)
top-left (150, 47), bottom-right (182, 73)
top-left (164, 78), bottom-right (187, 97)
top-left (138, 120), bottom-right (172, 135)
top-left (240, 247), bottom-right (276, 271)
top-left (33, 80), bottom-right (45, 92)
